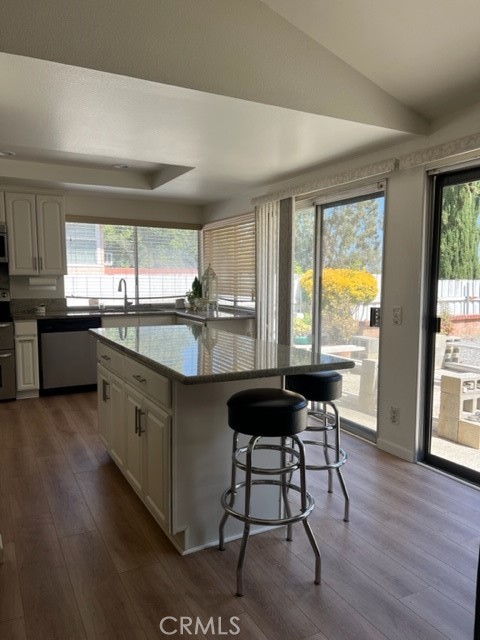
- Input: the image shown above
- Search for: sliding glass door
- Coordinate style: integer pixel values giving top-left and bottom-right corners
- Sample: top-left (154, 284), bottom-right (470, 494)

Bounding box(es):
top-left (317, 191), bottom-right (384, 436)
top-left (293, 186), bottom-right (385, 438)
top-left (425, 167), bottom-right (480, 484)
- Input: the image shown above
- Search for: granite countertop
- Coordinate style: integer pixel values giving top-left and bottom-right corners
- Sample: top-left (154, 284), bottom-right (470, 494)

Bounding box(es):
top-left (12, 307), bottom-right (255, 322)
top-left (90, 324), bottom-right (354, 385)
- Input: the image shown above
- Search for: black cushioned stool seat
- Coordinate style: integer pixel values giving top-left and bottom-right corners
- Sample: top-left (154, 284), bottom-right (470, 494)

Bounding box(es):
top-left (285, 371), bottom-right (350, 522)
top-left (227, 387), bottom-right (308, 436)
top-left (286, 371), bottom-right (343, 402)
top-left (219, 387), bottom-right (321, 596)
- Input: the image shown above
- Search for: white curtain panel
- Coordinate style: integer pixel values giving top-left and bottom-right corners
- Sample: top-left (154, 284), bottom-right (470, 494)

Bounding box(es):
top-left (255, 200), bottom-right (280, 342)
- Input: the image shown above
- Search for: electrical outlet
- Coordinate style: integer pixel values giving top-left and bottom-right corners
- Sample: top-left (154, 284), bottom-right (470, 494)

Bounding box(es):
top-left (393, 306), bottom-right (402, 325)
top-left (390, 405), bottom-right (400, 424)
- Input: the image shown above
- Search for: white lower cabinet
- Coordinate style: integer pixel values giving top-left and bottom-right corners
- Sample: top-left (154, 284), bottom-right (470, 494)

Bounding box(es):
top-left (97, 364), bottom-right (126, 469)
top-left (97, 365), bottom-right (110, 447)
top-left (14, 321), bottom-right (39, 396)
top-left (124, 384), bottom-right (144, 496)
top-left (124, 383), bottom-right (171, 530)
top-left (97, 343), bottom-right (171, 534)
top-left (143, 396), bottom-right (171, 530)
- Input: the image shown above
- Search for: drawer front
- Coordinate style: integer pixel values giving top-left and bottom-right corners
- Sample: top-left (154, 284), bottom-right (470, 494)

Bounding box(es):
top-left (96, 341), bottom-right (124, 376)
top-left (137, 315), bottom-right (174, 326)
top-left (14, 320), bottom-right (37, 336)
top-left (101, 316), bottom-right (138, 328)
top-left (124, 357), bottom-right (171, 409)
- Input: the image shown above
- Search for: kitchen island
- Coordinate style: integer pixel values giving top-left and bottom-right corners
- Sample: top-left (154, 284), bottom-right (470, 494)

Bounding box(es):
top-left (90, 323), bottom-right (354, 554)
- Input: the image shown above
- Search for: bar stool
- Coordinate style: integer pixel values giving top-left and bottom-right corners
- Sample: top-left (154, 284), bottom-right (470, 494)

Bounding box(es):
top-left (219, 387), bottom-right (321, 596)
top-left (285, 371), bottom-right (350, 522)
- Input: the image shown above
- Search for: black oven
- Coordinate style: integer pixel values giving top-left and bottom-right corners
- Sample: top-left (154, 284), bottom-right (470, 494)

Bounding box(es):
top-left (0, 224), bottom-right (8, 263)
top-left (0, 300), bottom-right (15, 401)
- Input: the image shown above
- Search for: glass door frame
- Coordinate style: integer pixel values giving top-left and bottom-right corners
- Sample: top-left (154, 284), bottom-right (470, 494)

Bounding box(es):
top-left (312, 186), bottom-right (385, 443)
top-left (423, 165), bottom-right (480, 485)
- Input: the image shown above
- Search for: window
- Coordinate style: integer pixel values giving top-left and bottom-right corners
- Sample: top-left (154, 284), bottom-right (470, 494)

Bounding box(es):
top-left (202, 213), bottom-right (255, 308)
top-left (65, 222), bottom-right (199, 307)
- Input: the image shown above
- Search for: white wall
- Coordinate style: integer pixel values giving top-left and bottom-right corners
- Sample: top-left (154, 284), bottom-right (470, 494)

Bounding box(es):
top-left (377, 166), bottom-right (427, 460)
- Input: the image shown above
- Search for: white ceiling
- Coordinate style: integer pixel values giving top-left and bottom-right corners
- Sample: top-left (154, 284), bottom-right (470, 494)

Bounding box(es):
top-left (262, 0), bottom-right (480, 119)
top-left (1, 0), bottom-right (480, 206)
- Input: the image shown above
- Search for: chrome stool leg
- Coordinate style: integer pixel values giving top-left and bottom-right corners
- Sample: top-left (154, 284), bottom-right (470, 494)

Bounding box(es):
top-left (307, 400), bottom-right (349, 522)
top-left (295, 434), bottom-right (321, 584)
top-left (219, 432), bottom-right (240, 550)
top-left (330, 401), bottom-right (350, 522)
top-left (281, 436), bottom-right (294, 541)
top-left (235, 436), bottom-right (258, 596)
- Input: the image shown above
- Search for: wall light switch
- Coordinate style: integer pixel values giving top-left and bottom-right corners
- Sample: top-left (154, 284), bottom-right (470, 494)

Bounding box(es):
top-left (393, 306), bottom-right (402, 325)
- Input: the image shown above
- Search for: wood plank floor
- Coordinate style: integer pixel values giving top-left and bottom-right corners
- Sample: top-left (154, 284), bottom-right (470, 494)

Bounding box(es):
top-left (0, 392), bottom-right (478, 640)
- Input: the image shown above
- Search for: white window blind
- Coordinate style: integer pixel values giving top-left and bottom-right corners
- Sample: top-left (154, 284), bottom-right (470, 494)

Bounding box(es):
top-left (255, 202), bottom-right (280, 341)
top-left (202, 213), bottom-right (255, 307)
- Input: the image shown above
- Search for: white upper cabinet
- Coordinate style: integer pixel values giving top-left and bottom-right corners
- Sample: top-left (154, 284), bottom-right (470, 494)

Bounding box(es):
top-left (5, 191), bottom-right (67, 276)
top-left (36, 195), bottom-right (67, 275)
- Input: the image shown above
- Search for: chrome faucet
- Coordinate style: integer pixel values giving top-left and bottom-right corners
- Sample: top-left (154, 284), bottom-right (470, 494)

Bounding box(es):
top-left (117, 278), bottom-right (128, 311)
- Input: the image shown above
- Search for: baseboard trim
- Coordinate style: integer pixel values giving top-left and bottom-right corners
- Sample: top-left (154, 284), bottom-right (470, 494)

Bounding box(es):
top-left (376, 438), bottom-right (415, 462)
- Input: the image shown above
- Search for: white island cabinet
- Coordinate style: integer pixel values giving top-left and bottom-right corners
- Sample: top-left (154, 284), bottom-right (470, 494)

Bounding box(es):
top-left (92, 324), bottom-right (354, 554)
top-left (97, 339), bottom-right (172, 534)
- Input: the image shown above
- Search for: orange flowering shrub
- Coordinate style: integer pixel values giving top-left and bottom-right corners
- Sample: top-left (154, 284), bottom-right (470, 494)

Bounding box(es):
top-left (300, 268), bottom-right (378, 343)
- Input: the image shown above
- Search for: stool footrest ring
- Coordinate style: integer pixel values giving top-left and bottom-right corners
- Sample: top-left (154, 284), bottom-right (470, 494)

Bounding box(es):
top-left (302, 440), bottom-right (348, 469)
top-left (234, 442), bottom-right (300, 475)
top-left (307, 412), bottom-right (337, 432)
top-left (221, 479), bottom-right (315, 526)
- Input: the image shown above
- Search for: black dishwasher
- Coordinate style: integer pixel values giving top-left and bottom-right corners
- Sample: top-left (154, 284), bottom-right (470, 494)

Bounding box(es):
top-left (38, 316), bottom-right (101, 395)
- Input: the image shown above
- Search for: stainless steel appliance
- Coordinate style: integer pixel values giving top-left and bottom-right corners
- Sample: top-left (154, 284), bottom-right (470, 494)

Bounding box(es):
top-left (38, 316), bottom-right (101, 394)
top-left (0, 295), bottom-right (15, 401)
top-left (0, 224), bottom-right (8, 263)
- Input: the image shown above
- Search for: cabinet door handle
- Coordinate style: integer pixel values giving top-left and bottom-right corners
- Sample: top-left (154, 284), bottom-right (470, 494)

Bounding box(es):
top-left (39, 256), bottom-right (43, 271)
top-left (133, 374), bottom-right (146, 384)
top-left (137, 410), bottom-right (145, 436)
top-left (0, 353), bottom-right (12, 359)
top-left (101, 354), bottom-right (111, 361)
top-left (102, 379), bottom-right (110, 401)
top-left (33, 256), bottom-right (37, 271)
top-left (134, 406), bottom-right (139, 434)
top-left (0, 324), bottom-right (10, 329)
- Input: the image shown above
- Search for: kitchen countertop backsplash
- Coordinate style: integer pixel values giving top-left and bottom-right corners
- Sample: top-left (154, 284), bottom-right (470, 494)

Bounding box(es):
top-left (11, 298), bottom-right (68, 318)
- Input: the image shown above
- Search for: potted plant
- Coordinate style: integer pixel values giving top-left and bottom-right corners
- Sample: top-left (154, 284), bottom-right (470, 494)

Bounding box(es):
top-left (186, 276), bottom-right (202, 310)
